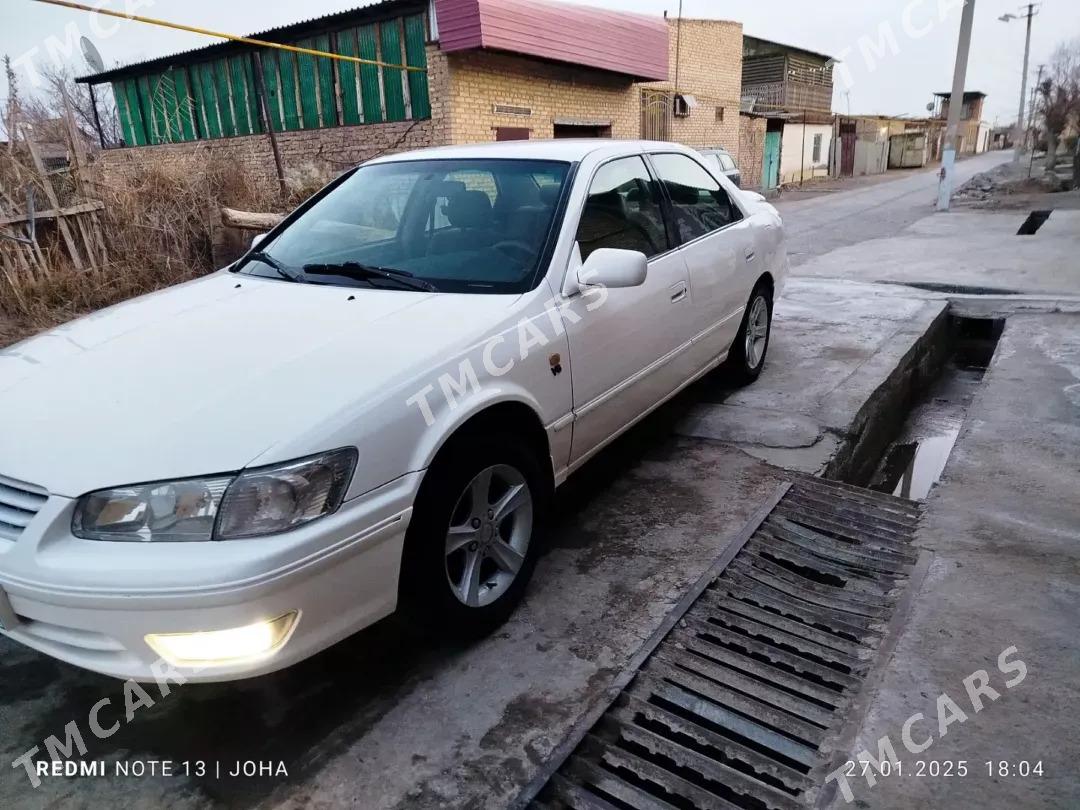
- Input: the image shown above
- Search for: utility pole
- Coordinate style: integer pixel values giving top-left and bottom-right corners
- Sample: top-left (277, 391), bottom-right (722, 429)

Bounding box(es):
top-left (937, 0), bottom-right (977, 211)
top-left (1000, 4), bottom-right (1038, 162)
top-left (1027, 63), bottom-right (1044, 138)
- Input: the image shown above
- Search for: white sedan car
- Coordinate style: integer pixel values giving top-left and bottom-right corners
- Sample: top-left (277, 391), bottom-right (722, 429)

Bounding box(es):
top-left (0, 140), bottom-right (787, 682)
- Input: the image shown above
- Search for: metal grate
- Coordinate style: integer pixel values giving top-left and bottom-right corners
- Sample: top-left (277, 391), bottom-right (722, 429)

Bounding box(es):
top-left (494, 103), bottom-right (533, 117)
top-left (521, 475), bottom-right (923, 810)
top-left (0, 473), bottom-right (48, 542)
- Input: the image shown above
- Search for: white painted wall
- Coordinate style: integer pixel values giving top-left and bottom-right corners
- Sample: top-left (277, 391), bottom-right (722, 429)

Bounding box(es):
top-left (780, 123), bottom-right (833, 184)
top-left (976, 122), bottom-right (991, 154)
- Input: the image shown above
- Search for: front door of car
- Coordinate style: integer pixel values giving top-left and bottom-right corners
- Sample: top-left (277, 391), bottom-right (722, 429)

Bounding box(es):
top-left (558, 155), bottom-right (693, 466)
top-left (648, 152), bottom-right (754, 369)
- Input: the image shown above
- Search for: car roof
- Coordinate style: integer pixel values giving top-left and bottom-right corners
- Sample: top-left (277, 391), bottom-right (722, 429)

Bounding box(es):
top-left (364, 139), bottom-right (696, 165)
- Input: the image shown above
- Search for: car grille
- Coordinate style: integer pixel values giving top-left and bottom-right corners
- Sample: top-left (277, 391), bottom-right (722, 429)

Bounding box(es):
top-left (0, 473), bottom-right (49, 541)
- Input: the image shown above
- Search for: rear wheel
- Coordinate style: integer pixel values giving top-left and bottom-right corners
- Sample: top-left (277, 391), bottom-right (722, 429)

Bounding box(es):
top-left (726, 283), bottom-right (773, 384)
top-left (399, 433), bottom-right (546, 637)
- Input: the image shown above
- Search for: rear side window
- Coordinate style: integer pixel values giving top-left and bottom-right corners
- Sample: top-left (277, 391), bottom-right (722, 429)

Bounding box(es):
top-left (720, 154), bottom-right (737, 171)
top-left (576, 156), bottom-right (670, 260)
top-left (650, 153), bottom-right (742, 242)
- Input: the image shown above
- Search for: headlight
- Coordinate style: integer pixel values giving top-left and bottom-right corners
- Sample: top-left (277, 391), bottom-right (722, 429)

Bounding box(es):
top-left (73, 448), bottom-right (357, 542)
top-left (215, 449), bottom-right (356, 539)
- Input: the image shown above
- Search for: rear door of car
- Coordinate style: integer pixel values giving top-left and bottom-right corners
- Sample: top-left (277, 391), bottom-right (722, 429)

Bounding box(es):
top-left (647, 151), bottom-right (755, 370)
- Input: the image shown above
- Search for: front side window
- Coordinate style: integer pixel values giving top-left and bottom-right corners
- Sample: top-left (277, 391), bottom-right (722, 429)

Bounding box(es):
top-left (650, 153), bottom-right (742, 242)
top-left (239, 158), bottom-right (570, 294)
top-left (576, 156), bottom-right (670, 261)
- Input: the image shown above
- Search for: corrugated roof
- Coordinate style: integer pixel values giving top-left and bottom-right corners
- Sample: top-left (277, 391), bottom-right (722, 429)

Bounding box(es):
top-left (436, 0), bottom-right (669, 81)
top-left (743, 34), bottom-right (837, 64)
top-left (76, 0), bottom-right (422, 84)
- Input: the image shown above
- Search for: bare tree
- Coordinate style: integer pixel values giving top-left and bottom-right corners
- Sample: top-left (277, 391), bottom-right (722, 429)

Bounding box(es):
top-left (1039, 38), bottom-right (1080, 173)
top-left (2, 55), bottom-right (120, 148)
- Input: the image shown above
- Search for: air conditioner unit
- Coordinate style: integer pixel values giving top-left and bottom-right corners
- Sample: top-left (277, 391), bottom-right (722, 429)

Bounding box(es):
top-left (673, 94), bottom-right (697, 118)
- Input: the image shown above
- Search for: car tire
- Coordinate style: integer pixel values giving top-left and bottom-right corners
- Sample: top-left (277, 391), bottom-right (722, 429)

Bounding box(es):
top-left (398, 431), bottom-right (547, 638)
top-left (725, 282), bottom-right (773, 385)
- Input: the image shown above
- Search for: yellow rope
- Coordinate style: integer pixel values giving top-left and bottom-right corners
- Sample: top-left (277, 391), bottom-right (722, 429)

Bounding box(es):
top-left (32, 0), bottom-right (427, 74)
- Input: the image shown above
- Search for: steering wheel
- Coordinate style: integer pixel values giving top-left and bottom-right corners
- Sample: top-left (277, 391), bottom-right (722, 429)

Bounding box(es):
top-left (493, 240), bottom-right (535, 264)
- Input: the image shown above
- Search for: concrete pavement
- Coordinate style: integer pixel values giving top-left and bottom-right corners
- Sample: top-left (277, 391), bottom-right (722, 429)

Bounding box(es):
top-left (776, 151), bottom-right (1012, 266)
top-left (826, 313), bottom-right (1080, 809)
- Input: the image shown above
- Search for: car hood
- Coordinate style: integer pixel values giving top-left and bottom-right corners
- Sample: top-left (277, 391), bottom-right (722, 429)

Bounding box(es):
top-left (0, 272), bottom-right (518, 497)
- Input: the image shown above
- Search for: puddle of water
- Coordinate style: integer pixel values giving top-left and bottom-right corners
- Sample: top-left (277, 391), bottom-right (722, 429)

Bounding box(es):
top-left (869, 364), bottom-right (984, 500)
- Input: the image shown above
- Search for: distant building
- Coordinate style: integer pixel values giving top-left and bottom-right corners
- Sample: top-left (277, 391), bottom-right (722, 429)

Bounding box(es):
top-left (933, 91), bottom-right (991, 154)
top-left (740, 35), bottom-right (835, 187)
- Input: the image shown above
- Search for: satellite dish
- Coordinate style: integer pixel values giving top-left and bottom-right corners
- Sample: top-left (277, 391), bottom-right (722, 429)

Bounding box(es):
top-left (80, 36), bottom-right (105, 73)
top-left (926, 102), bottom-right (934, 112)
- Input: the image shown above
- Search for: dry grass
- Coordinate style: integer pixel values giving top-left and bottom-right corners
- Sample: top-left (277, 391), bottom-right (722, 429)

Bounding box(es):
top-left (0, 148), bottom-right (298, 347)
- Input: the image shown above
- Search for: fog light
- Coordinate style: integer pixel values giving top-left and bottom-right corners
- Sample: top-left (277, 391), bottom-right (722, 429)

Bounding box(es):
top-left (145, 612), bottom-right (298, 667)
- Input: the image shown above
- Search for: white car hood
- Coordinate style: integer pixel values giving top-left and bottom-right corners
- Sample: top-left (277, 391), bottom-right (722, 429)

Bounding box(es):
top-left (0, 272), bottom-right (517, 497)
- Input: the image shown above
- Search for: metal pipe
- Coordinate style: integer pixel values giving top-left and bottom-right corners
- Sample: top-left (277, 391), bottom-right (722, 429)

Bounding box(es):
top-left (800, 110), bottom-right (807, 186)
top-left (251, 51), bottom-right (287, 198)
top-left (32, 0), bottom-right (426, 74)
top-left (87, 82), bottom-right (105, 148)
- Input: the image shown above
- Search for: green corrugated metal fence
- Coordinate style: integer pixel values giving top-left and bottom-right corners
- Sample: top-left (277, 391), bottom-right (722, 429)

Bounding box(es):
top-left (109, 12), bottom-right (429, 148)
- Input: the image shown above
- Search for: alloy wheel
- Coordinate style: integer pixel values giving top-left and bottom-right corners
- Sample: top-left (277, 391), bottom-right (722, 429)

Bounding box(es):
top-left (745, 295), bottom-right (770, 369)
top-left (444, 464), bottom-right (533, 608)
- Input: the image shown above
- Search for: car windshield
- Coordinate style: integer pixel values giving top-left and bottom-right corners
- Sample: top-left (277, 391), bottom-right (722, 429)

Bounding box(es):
top-left (239, 158), bottom-right (571, 294)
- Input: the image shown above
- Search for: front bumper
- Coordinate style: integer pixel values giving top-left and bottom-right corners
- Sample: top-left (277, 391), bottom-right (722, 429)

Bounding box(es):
top-left (0, 473), bottom-right (420, 682)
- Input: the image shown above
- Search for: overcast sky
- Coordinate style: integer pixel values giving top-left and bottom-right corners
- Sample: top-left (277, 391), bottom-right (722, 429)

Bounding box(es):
top-left (3, 0), bottom-right (1078, 126)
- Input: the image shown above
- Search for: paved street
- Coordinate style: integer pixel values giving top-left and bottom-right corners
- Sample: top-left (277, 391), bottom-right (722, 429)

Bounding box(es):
top-left (776, 151), bottom-right (1012, 266)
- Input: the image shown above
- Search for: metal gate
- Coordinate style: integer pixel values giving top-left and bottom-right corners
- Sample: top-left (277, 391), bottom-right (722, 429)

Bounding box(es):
top-left (641, 90), bottom-right (672, 142)
top-left (763, 130), bottom-right (781, 189)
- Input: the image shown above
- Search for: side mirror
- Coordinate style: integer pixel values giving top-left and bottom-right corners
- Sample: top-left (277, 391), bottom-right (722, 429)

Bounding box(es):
top-left (577, 248), bottom-right (647, 290)
top-left (250, 232), bottom-right (267, 249)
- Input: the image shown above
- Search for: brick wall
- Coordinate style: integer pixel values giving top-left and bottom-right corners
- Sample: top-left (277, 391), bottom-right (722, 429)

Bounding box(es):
top-left (443, 50), bottom-right (639, 143)
top-left (639, 19), bottom-right (743, 152)
top-left (92, 46), bottom-right (452, 191)
top-left (738, 113), bottom-right (766, 190)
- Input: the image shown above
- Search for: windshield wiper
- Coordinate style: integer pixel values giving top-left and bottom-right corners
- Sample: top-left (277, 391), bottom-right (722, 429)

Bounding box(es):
top-left (302, 261), bottom-right (438, 292)
top-left (247, 250), bottom-right (305, 283)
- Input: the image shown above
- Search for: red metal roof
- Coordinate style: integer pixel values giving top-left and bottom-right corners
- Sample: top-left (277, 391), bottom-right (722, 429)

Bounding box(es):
top-left (434, 0), bottom-right (669, 81)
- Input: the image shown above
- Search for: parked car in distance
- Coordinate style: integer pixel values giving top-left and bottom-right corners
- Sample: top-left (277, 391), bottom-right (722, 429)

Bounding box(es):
top-left (700, 147), bottom-right (742, 187)
top-left (0, 139), bottom-right (788, 682)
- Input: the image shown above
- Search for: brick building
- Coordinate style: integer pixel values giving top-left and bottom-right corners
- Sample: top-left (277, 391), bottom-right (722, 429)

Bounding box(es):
top-left (932, 91), bottom-right (991, 155)
top-left (77, 0), bottom-right (749, 188)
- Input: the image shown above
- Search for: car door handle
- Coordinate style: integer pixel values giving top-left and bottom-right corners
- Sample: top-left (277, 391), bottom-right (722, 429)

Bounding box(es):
top-left (745, 249), bottom-right (756, 263)
top-left (670, 282), bottom-right (688, 303)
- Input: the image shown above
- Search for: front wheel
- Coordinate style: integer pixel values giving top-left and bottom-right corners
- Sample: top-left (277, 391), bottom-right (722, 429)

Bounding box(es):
top-left (725, 283), bottom-right (773, 384)
top-left (399, 433), bottom-right (545, 637)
